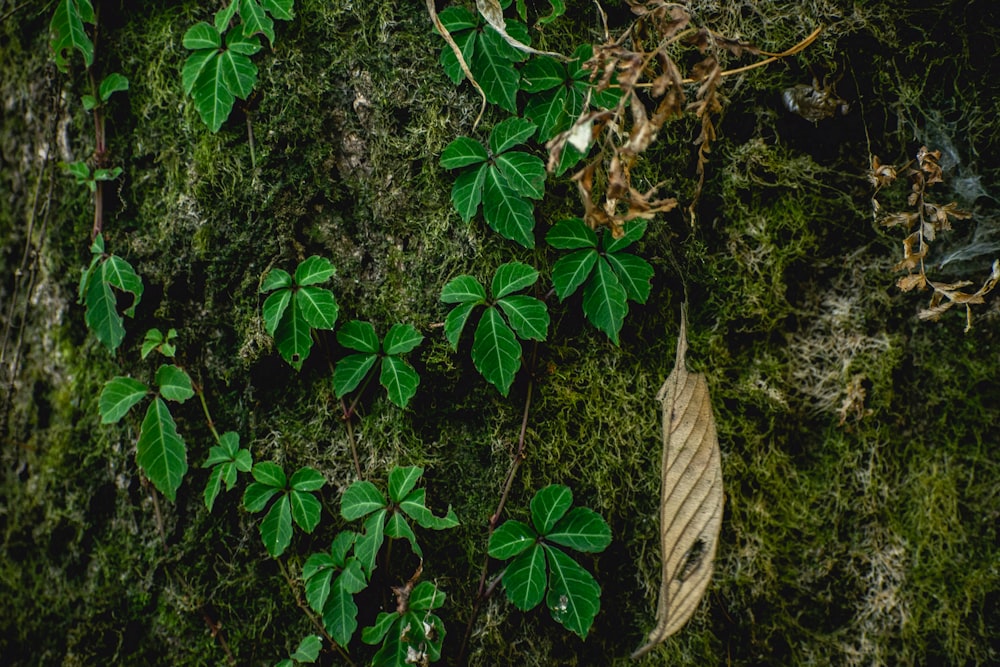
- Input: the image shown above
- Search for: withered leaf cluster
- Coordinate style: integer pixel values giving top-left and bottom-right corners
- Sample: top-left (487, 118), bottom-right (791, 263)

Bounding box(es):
top-left (547, 2), bottom-right (816, 234)
top-left (871, 146), bottom-right (1000, 331)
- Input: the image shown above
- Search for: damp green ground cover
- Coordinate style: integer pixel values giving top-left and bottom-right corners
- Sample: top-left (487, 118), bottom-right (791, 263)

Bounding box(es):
top-left (1, 0), bottom-right (999, 665)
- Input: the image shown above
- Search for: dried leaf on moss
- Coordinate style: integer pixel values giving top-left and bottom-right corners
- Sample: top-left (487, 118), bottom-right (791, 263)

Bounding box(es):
top-left (632, 308), bottom-right (723, 658)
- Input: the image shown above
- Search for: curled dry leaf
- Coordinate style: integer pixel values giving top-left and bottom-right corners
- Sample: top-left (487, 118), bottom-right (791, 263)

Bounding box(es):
top-left (632, 308), bottom-right (724, 658)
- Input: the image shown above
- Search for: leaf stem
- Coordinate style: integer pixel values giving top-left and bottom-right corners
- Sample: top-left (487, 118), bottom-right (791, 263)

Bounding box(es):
top-left (194, 380), bottom-right (222, 444)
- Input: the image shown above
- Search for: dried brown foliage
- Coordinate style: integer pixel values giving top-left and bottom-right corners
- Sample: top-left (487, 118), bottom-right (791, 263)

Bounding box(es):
top-left (871, 146), bottom-right (1000, 331)
top-left (547, 3), bottom-right (820, 234)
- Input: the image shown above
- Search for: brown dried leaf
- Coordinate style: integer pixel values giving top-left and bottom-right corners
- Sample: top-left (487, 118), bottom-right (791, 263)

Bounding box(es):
top-left (897, 273), bottom-right (926, 292)
top-left (632, 309), bottom-right (724, 658)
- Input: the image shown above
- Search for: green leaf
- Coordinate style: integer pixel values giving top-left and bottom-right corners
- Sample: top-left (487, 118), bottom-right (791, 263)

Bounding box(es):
top-left (81, 94), bottom-right (98, 111)
top-left (380, 356), bottom-right (420, 408)
top-left (330, 531), bottom-right (357, 567)
top-left (333, 353), bottom-right (378, 397)
top-left (260, 494), bottom-right (293, 557)
top-left (261, 0), bottom-right (295, 21)
top-left (489, 117), bottom-right (537, 155)
top-left (234, 449), bottom-right (252, 472)
top-left (543, 544), bottom-right (602, 638)
top-left (136, 398), bottom-right (188, 502)
top-left (497, 295), bottom-right (549, 341)
top-left (337, 320), bottom-right (378, 353)
top-left (217, 46), bottom-right (257, 98)
top-left (253, 461), bottom-right (287, 488)
top-left (354, 509), bottom-right (386, 577)
top-left (488, 519), bottom-right (537, 560)
top-left (472, 30), bottom-right (520, 113)
top-left (290, 635), bottom-right (322, 663)
top-left (546, 507), bottom-right (612, 553)
top-left (239, 0), bottom-right (275, 45)
top-left (214, 1), bottom-right (238, 33)
top-left (450, 162), bottom-right (488, 222)
top-left (441, 275), bottom-right (486, 304)
top-left (341, 480), bottom-right (387, 520)
top-left (102, 255), bottom-right (143, 316)
top-left (444, 301), bottom-right (479, 349)
top-left (546, 217), bottom-right (597, 249)
top-left (295, 256), bottom-right (337, 286)
top-left (438, 18), bottom-right (476, 85)
top-left (409, 581), bottom-right (446, 611)
top-left (603, 219), bottom-right (647, 253)
top-left (290, 467), bottom-right (326, 492)
top-left (520, 56), bottom-right (564, 92)
top-left (382, 323), bottom-right (424, 355)
top-left (323, 571), bottom-right (362, 646)
top-left (303, 552), bottom-right (337, 612)
top-left (399, 488), bottom-right (460, 530)
top-left (296, 286), bottom-right (339, 330)
top-left (385, 510), bottom-right (421, 557)
top-left (492, 261), bottom-right (539, 298)
top-left (187, 52), bottom-right (235, 132)
top-left (472, 307), bottom-right (521, 396)
top-left (99, 377), bottom-right (149, 424)
top-left (523, 84), bottom-right (571, 143)
top-left (243, 481), bottom-right (281, 512)
top-left (50, 0), bottom-right (94, 72)
top-left (141, 328), bottom-right (163, 359)
top-left (290, 489), bottom-right (322, 533)
top-left (551, 249), bottom-right (597, 301)
top-left (275, 298), bottom-right (313, 370)
top-left (208, 433), bottom-right (241, 465)
top-left (482, 168), bottom-right (535, 248)
top-left (262, 289), bottom-right (292, 335)
top-left (98, 73), bottom-right (129, 102)
top-left (582, 258), bottom-right (628, 344)
top-left (495, 152), bottom-right (546, 200)
top-left (78, 253), bottom-right (101, 304)
top-left (531, 484), bottom-right (573, 534)
top-left (260, 268), bottom-right (293, 293)
top-left (155, 364), bottom-right (194, 403)
top-left (605, 252), bottom-right (653, 304)
top-left (440, 137), bottom-right (489, 169)
top-left (85, 276), bottom-right (124, 351)
top-left (537, 0), bottom-right (566, 24)
top-left (388, 466), bottom-right (423, 504)
top-left (182, 22), bottom-right (220, 50)
top-left (361, 610), bottom-right (397, 645)
top-left (204, 465), bottom-right (225, 512)
top-left (503, 543), bottom-right (547, 611)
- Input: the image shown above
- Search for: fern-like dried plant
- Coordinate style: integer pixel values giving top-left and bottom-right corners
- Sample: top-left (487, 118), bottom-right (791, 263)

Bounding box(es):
top-left (871, 146), bottom-right (1000, 331)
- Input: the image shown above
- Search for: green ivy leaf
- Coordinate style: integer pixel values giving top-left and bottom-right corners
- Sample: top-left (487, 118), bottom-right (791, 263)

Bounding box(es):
top-left (503, 543), bottom-right (547, 610)
top-left (388, 466), bottom-right (423, 503)
top-left (471, 307), bottom-right (521, 396)
top-left (275, 298), bottom-right (313, 370)
top-left (520, 56), bottom-right (564, 93)
top-left (605, 252), bottom-right (653, 304)
top-left (333, 353), bottom-right (378, 397)
top-left (50, 0), bottom-right (95, 72)
top-left (495, 151), bottom-right (546, 200)
top-left (543, 544), bottom-right (602, 638)
top-left (217, 40), bottom-right (258, 98)
top-left (243, 481), bottom-right (281, 512)
top-left (204, 466), bottom-right (226, 513)
top-left (489, 117), bottom-right (537, 155)
top-left (497, 295), bottom-right (549, 341)
top-left (550, 249), bottom-right (597, 301)
top-left (295, 256), bottom-right (336, 286)
top-left (185, 52), bottom-right (234, 133)
top-left (290, 489), bottom-right (322, 533)
top-left (472, 27), bottom-right (521, 113)
top-left (261, 289), bottom-right (292, 335)
top-left (340, 480), bottom-right (387, 520)
top-left (440, 137), bottom-right (489, 169)
top-left (260, 267), bottom-right (293, 292)
top-left (290, 467), bottom-right (326, 492)
top-left (155, 364), bottom-right (194, 403)
top-left (84, 278), bottom-right (124, 351)
top-left (487, 519), bottom-right (537, 560)
top-left (101, 255), bottom-right (143, 316)
top-left (239, 0), bottom-right (275, 45)
top-left (545, 217), bottom-right (597, 250)
top-left (382, 323), bottom-right (424, 355)
top-left (380, 356), bottom-right (420, 408)
top-left (135, 398), bottom-right (188, 502)
top-left (361, 610), bottom-right (397, 646)
top-left (214, 1), bottom-right (238, 33)
top-left (182, 22), bottom-right (220, 50)
top-left (492, 261), bottom-right (538, 298)
top-left (545, 507), bottom-right (612, 553)
top-left (261, 0), bottom-right (295, 21)
top-left (450, 163), bottom-right (488, 222)
top-left (260, 493), bottom-right (293, 557)
top-left (582, 258), bottom-right (628, 344)
top-left (98, 73), bottom-right (129, 102)
top-left (337, 319), bottom-right (378, 353)
top-left (252, 461), bottom-right (287, 488)
top-left (385, 510), bottom-right (421, 557)
top-left (99, 377), bottom-right (149, 424)
top-left (530, 484), bottom-right (574, 534)
top-left (399, 488), bottom-right (460, 530)
top-left (441, 275), bottom-right (487, 304)
top-left (296, 286), bottom-right (339, 330)
top-left (354, 509), bottom-right (386, 577)
top-left (443, 301), bottom-right (478, 349)
top-left (323, 562), bottom-right (365, 646)
top-left (482, 168), bottom-right (535, 248)
top-left (409, 581), bottom-right (446, 611)
top-left (289, 635), bottom-right (322, 663)
top-left (603, 219), bottom-right (647, 254)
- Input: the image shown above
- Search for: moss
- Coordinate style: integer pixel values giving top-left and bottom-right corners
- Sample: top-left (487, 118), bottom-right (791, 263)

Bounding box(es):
top-left (3, 0), bottom-right (1000, 665)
